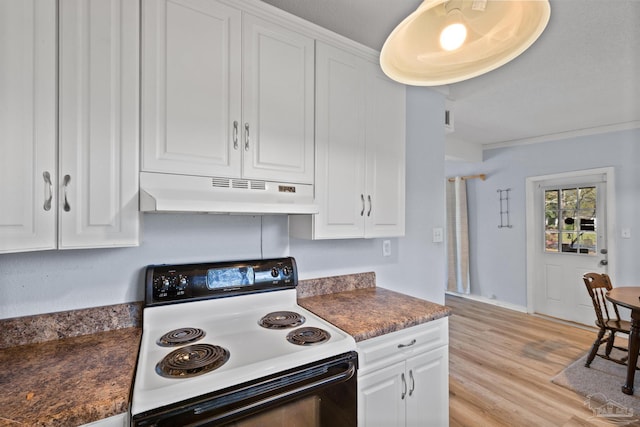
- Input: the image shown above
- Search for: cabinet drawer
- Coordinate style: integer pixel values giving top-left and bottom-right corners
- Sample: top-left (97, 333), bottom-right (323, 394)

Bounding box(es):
top-left (357, 317), bottom-right (448, 375)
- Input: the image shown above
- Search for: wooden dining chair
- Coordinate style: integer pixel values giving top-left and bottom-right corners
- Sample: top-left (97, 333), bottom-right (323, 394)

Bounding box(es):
top-left (583, 272), bottom-right (631, 367)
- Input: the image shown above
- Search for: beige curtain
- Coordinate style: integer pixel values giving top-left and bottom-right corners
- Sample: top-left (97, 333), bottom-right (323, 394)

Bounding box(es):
top-left (446, 177), bottom-right (470, 294)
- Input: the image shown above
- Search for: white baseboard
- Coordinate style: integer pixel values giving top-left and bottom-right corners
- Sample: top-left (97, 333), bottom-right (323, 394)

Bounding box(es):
top-left (445, 291), bottom-right (528, 313)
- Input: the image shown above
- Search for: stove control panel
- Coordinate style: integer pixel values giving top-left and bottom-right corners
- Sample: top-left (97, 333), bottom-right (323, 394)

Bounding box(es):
top-left (144, 257), bottom-right (298, 306)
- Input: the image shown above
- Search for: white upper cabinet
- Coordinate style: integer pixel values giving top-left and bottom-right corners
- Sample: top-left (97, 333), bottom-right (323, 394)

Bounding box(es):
top-left (141, 0), bottom-right (314, 184)
top-left (58, 0), bottom-right (140, 249)
top-left (364, 63), bottom-right (406, 238)
top-left (141, 0), bottom-right (242, 178)
top-left (290, 41), bottom-right (406, 239)
top-left (0, 0), bottom-right (140, 254)
top-left (241, 13), bottom-right (314, 184)
top-left (0, 0), bottom-right (57, 253)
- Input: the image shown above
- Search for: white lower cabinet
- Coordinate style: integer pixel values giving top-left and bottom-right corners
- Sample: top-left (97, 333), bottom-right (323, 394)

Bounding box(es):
top-left (80, 413), bottom-right (127, 427)
top-left (357, 318), bottom-right (449, 427)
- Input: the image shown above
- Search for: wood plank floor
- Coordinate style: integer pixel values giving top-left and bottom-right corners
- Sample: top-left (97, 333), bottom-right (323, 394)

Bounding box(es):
top-left (447, 295), bottom-right (625, 427)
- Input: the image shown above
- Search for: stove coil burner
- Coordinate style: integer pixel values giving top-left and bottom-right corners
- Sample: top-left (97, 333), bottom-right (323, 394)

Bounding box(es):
top-left (259, 311), bottom-right (306, 329)
top-left (157, 327), bottom-right (206, 347)
top-left (156, 344), bottom-right (230, 378)
top-left (286, 327), bottom-right (331, 346)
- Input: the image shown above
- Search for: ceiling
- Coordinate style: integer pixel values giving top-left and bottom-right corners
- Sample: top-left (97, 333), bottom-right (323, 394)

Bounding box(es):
top-left (260, 0), bottom-right (640, 150)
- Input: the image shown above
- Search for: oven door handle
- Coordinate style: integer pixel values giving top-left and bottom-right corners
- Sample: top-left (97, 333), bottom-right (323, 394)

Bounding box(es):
top-left (192, 359), bottom-right (357, 422)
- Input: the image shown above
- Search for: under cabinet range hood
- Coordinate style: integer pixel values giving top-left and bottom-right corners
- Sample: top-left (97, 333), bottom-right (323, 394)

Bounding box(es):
top-left (139, 172), bottom-right (318, 214)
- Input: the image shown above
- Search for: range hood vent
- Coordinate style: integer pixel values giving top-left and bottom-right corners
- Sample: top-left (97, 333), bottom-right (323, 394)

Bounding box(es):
top-left (140, 172), bottom-right (318, 215)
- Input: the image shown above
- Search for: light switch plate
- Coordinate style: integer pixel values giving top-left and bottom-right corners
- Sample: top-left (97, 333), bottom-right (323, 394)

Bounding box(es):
top-left (432, 227), bottom-right (444, 243)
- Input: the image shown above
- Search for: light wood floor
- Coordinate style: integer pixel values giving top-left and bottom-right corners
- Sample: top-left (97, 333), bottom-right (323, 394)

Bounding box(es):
top-left (447, 295), bottom-right (625, 427)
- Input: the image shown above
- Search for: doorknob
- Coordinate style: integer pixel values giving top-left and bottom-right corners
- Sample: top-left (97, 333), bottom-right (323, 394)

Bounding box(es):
top-left (599, 259), bottom-right (608, 266)
top-left (600, 248), bottom-right (608, 255)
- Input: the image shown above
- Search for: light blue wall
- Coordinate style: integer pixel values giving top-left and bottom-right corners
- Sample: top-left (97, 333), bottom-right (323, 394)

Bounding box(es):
top-left (445, 128), bottom-right (640, 306)
top-left (0, 87), bottom-right (446, 319)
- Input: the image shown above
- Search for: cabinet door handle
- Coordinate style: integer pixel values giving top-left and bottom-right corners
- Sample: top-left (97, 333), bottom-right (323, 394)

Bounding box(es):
top-left (244, 123), bottom-right (250, 151)
top-left (63, 174), bottom-right (71, 212)
top-left (409, 370), bottom-right (415, 396)
top-left (42, 171), bottom-right (53, 211)
top-left (233, 121), bottom-right (239, 150)
top-left (367, 195), bottom-right (372, 217)
top-left (360, 194), bottom-right (365, 216)
top-left (398, 339), bottom-right (416, 349)
top-left (401, 372), bottom-right (407, 400)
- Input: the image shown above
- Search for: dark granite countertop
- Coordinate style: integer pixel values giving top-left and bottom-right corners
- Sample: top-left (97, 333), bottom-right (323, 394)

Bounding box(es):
top-left (0, 303), bottom-right (141, 427)
top-left (0, 274), bottom-right (447, 425)
top-left (298, 285), bottom-right (451, 342)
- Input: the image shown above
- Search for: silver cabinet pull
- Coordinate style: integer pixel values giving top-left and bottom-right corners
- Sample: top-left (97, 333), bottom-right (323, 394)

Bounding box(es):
top-left (244, 123), bottom-right (250, 151)
top-left (63, 174), bottom-right (71, 212)
top-left (360, 194), bottom-right (365, 216)
top-left (233, 121), bottom-right (239, 150)
top-left (401, 372), bottom-right (407, 400)
top-left (367, 195), bottom-right (372, 217)
top-left (398, 339), bottom-right (416, 349)
top-left (42, 171), bottom-right (53, 211)
top-left (409, 370), bottom-right (415, 396)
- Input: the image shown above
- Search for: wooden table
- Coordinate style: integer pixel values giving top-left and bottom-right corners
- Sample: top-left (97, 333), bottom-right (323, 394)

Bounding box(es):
top-left (606, 287), bottom-right (640, 395)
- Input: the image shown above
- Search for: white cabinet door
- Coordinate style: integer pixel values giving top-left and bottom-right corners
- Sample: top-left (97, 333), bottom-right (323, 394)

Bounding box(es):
top-left (358, 361), bottom-right (406, 427)
top-left (357, 320), bottom-right (449, 427)
top-left (406, 346), bottom-right (449, 427)
top-left (291, 41), bottom-right (405, 240)
top-left (58, 0), bottom-right (140, 248)
top-left (141, 0), bottom-right (242, 177)
top-left (364, 63), bottom-right (406, 238)
top-left (242, 14), bottom-right (314, 184)
top-left (0, 0), bottom-right (57, 253)
top-left (312, 41), bottom-right (366, 239)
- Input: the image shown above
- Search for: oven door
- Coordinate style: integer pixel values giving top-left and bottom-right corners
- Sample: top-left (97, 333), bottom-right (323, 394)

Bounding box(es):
top-left (132, 351), bottom-right (358, 427)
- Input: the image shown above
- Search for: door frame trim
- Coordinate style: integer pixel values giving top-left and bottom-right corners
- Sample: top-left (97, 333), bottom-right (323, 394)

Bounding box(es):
top-left (525, 167), bottom-right (617, 314)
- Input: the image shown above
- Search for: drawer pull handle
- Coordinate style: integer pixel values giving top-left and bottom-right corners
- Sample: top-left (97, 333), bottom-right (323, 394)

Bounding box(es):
top-left (398, 339), bottom-right (416, 349)
top-left (401, 372), bottom-right (407, 400)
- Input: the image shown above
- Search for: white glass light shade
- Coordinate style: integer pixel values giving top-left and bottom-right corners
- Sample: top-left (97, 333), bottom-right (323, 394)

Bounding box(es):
top-left (380, 0), bottom-right (551, 86)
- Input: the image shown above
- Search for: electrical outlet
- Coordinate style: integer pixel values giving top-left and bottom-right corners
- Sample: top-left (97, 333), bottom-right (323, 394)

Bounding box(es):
top-left (382, 240), bottom-right (391, 257)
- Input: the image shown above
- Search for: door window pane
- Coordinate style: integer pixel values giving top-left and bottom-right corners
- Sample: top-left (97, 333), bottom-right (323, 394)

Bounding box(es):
top-left (544, 186), bottom-right (597, 255)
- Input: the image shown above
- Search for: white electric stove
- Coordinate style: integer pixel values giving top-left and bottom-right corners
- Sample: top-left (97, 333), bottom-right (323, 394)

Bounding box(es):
top-left (130, 257), bottom-right (357, 426)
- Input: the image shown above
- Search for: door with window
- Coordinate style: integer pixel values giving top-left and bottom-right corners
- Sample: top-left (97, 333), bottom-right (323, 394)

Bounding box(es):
top-left (533, 179), bottom-right (608, 325)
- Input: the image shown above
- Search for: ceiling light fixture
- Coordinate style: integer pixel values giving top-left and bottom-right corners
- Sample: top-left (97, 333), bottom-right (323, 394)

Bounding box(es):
top-left (380, 0), bottom-right (551, 86)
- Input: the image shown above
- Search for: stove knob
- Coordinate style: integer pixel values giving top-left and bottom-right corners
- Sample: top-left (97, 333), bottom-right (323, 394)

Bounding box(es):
top-left (271, 267), bottom-right (279, 278)
top-left (282, 266), bottom-right (291, 276)
top-left (162, 278), bottom-right (170, 289)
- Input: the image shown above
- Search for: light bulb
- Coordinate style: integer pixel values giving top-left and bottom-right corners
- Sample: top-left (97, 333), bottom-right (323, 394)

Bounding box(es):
top-left (440, 23), bottom-right (467, 51)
